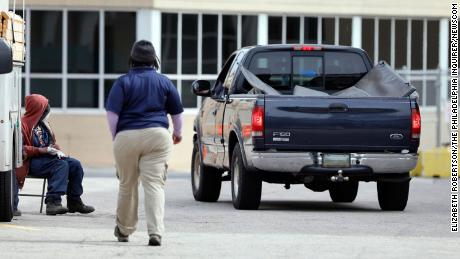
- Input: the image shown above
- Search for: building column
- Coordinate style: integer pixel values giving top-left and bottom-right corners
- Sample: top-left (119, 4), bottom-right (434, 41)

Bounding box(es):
top-left (136, 9), bottom-right (162, 60)
top-left (439, 18), bottom-right (449, 102)
top-left (258, 14), bottom-right (268, 45)
top-left (351, 16), bottom-right (362, 48)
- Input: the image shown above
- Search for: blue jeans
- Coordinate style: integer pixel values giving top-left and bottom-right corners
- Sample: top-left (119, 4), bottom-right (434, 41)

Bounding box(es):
top-left (15, 156), bottom-right (85, 208)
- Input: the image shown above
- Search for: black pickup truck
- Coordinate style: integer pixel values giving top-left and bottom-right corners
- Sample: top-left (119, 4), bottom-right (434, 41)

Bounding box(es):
top-left (191, 45), bottom-right (420, 211)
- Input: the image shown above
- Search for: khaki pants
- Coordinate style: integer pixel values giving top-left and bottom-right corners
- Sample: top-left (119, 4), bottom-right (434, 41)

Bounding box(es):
top-left (113, 127), bottom-right (172, 237)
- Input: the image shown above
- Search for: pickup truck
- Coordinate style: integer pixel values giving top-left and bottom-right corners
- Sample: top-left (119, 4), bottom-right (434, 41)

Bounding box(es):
top-left (190, 44), bottom-right (420, 211)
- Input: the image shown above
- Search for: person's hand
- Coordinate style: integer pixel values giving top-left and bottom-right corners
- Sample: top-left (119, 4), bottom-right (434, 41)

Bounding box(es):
top-left (51, 144), bottom-right (61, 150)
top-left (172, 134), bottom-right (182, 145)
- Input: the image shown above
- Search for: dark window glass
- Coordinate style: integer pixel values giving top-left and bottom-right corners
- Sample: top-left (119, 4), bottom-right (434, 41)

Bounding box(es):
top-left (426, 80), bottom-right (437, 106)
top-left (248, 51), bottom-right (291, 93)
top-left (268, 16), bottom-right (282, 44)
top-left (182, 14), bottom-right (198, 74)
top-left (304, 17), bottom-right (318, 44)
top-left (202, 15), bottom-right (218, 74)
top-left (339, 18), bottom-right (352, 46)
top-left (30, 79), bottom-right (62, 107)
top-left (67, 79), bottom-right (99, 108)
top-left (242, 15), bottom-right (258, 47)
top-left (222, 15), bottom-right (238, 66)
top-left (324, 52), bottom-right (367, 90)
top-left (68, 11), bottom-right (99, 73)
top-left (322, 18), bottom-right (335, 45)
top-left (104, 79), bottom-right (115, 106)
top-left (395, 20), bottom-right (408, 69)
top-left (427, 20), bottom-right (440, 69)
top-left (378, 19), bottom-right (391, 64)
top-left (412, 81), bottom-right (424, 105)
top-left (21, 79), bottom-right (25, 107)
top-left (286, 17), bottom-right (300, 44)
top-left (293, 56), bottom-right (323, 89)
top-left (181, 80), bottom-right (197, 108)
top-left (411, 20), bottom-right (423, 70)
top-left (162, 13), bottom-right (178, 74)
top-left (362, 18), bottom-right (375, 64)
top-left (105, 12), bottom-right (136, 74)
top-left (31, 11), bottom-right (62, 73)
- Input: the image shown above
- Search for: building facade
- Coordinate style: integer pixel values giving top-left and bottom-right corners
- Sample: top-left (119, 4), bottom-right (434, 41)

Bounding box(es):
top-left (11, 0), bottom-right (452, 170)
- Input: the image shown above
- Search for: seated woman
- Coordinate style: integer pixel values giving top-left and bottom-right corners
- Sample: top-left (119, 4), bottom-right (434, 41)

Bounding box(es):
top-left (14, 94), bottom-right (94, 216)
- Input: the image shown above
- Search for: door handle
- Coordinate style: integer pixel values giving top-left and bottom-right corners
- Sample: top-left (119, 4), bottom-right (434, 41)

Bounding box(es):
top-left (328, 103), bottom-right (349, 112)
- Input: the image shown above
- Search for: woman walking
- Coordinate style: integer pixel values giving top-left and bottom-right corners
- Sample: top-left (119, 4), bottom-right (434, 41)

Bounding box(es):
top-left (106, 40), bottom-right (183, 246)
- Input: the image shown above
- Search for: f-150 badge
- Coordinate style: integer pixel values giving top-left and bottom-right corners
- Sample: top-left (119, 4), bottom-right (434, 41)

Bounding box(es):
top-left (273, 132), bottom-right (290, 142)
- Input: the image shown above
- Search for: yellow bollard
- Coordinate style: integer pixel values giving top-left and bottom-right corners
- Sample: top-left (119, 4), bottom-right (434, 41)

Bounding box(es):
top-left (422, 147), bottom-right (450, 178)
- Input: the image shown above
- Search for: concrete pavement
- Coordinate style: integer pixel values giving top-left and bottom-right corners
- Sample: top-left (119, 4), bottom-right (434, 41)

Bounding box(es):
top-left (0, 170), bottom-right (458, 258)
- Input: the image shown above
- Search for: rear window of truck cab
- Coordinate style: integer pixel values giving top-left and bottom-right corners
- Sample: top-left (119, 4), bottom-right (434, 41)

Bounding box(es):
top-left (245, 50), bottom-right (368, 95)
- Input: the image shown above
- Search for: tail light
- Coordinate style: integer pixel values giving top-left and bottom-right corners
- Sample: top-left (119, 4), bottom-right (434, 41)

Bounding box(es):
top-left (411, 106), bottom-right (421, 139)
top-left (252, 106), bottom-right (264, 137)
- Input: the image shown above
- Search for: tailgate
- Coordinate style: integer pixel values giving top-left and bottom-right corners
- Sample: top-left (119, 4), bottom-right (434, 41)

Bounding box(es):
top-left (264, 96), bottom-right (412, 152)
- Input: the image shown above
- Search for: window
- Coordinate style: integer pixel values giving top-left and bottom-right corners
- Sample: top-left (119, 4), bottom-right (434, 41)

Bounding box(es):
top-left (286, 17), bottom-right (300, 44)
top-left (378, 19), bottom-right (391, 64)
top-left (222, 15), bottom-right (238, 65)
top-left (105, 12), bottom-right (136, 74)
top-left (161, 13), bottom-right (178, 74)
top-left (304, 17), bottom-right (318, 44)
top-left (68, 11), bottom-right (99, 73)
top-left (322, 18), bottom-right (335, 44)
top-left (181, 80), bottom-right (197, 108)
top-left (104, 79), bottom-right (116, 106)
top-left (249, 51), bottom-right (291, 93)
top-left (242, 16), bottom-right (258, 47)
top-left (67, 80), bottom-right (99, 108)
top-left (293, 56), bottom-right (323, 89)
top-left (30, 79), bottom-right (62, 107)
top-left (323, 52), bottom-right (367, 90)
top-left (202, 15), bottom-right (218, 74)
top-left (182, 14), bottom-right (198, 74)
top-left (268, 16), bottom-right (282, 44)
top-left (411, 20), bottom-right (423, 70)
top-left (362, 18), bottom-right (375, 64)
top-left (31, 11), bottom-right (62, 73)
top-left (427, 20), bottom-right (440, 69)
top-left (339, 18), bottom-right (352, 46)
top-left (395, 20), bottom-right (408, 69)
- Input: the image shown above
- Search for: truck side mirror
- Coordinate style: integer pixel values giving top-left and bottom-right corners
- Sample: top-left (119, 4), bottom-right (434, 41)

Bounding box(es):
top-left (0, 39), bottom-right (13, 74)
top-left (192, 80), bottom-right (211, 97)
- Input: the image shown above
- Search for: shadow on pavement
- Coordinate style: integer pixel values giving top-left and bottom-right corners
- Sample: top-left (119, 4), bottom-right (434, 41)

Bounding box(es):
top-left (219, 200), bottom-right (380, 212)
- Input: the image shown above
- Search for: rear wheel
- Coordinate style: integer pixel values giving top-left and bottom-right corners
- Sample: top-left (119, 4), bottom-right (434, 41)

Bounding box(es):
top-left (191, 141), bottom-right (222, 202)
top-left (329, 181), bottom-right (359, 203)
top-left (231, 145), bottom-right (262, 210)
top-left (377, 179), bottom-right (410, 211)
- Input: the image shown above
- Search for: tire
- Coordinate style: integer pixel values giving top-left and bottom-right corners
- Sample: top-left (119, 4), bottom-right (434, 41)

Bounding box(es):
top-left (377, 180), bottom-right (410, 211)
top-left (231, 144), bottom-right (262, 210)
top-left (191, 141), bottom-right (222, 202)
top-left (329, 181), bottom-right (359, 203)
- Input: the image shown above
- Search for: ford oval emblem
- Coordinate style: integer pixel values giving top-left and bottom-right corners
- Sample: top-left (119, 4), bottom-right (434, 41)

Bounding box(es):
top-left (390, 133), bottom-right (404, 140)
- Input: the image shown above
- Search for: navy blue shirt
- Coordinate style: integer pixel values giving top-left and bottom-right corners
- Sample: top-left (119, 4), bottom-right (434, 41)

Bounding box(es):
top-left (106, 67), bottom-right (184, 133)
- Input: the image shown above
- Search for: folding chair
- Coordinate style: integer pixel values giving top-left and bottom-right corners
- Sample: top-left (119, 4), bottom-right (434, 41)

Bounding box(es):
top-left (19, 175), bottom-right (47, 213)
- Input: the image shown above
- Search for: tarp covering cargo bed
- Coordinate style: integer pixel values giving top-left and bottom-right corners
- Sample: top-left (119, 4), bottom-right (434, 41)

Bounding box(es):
top-left (241, 61), bottom-right (418, 98)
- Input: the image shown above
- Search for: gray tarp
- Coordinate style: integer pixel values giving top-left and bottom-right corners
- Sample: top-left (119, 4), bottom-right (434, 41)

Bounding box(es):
top-left (241, 61), bottom-right (418, 98)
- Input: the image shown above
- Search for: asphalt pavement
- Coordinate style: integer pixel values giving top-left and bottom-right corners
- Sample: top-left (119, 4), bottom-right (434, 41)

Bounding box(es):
top-left (0, 170), bottom-right (458, 258)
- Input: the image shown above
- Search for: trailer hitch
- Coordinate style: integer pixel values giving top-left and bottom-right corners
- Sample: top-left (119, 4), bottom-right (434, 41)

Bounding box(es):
top-left (330, 170), bottom-right (349, 182)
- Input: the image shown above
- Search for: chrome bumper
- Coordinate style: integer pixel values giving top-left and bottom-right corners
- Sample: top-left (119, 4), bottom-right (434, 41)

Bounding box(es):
top-left (249, 151), bottom-right (418, 174)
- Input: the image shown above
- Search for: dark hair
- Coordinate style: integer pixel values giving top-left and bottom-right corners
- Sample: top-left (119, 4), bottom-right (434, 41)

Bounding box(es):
top-left (129, 40), bottom-right (160, 70)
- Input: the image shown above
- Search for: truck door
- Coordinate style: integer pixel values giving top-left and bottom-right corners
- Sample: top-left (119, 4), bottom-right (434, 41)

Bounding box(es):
top-left (214, 51), bottom-right (245, 167)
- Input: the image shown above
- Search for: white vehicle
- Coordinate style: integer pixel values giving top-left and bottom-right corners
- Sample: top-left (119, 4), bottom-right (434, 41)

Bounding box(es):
top-left (0, 0), bottom-right (24, 222)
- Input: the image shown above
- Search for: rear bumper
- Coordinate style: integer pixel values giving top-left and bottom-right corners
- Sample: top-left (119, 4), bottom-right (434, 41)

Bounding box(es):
top-left (249, 151), bottom-right (418, 174)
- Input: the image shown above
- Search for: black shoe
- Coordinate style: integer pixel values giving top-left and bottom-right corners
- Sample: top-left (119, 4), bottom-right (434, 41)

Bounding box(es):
top-left (148, 234), bottom-right (162, 246)
top-left (13, 209), bottom-right (22, 217)
top-left (46, 201), bottom-right (68, 216)
top-left (114, 226), bottom-right (129, 242)
top-left (68, 199), bottom-right (95, 214)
